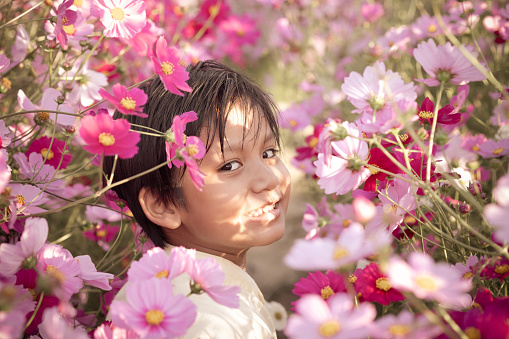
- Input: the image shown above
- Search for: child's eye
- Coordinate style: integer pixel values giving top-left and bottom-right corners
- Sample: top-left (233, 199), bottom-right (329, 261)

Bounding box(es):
top-left (220, 161), bottom-right (241, 171)
top-left (263, 148), bottom-right (279, 159)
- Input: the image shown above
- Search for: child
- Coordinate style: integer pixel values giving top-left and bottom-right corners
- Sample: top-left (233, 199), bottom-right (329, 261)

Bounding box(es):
top-left (104, 60), bottom-right (291, 338)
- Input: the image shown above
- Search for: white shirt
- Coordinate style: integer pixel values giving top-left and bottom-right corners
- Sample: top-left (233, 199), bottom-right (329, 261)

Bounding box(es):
top-left (112, 246), bottom-right (277, 339)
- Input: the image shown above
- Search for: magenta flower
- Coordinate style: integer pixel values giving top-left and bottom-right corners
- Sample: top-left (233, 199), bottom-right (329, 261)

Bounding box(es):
top-left (292, 270), bottom-right (346, 309)
top-left (91, 0), bottom-right (147, 39)
top-left (52, 0), bottom-right (77, 50)
top-left (414, 39), bottom-right (487, 86)
top-left (99, 83), bottom-right (148, 117)
top-left (314, 122), bottom-right (371, 195)
top-left (17, 88), bottom-right (76, 126)
top-left (387, 252), bottom-right (472, 308)
top-left (79, 112), bottom-right (141, 159)
top-left (417, 97), bottom-right (461, 125)
top-left (219, 14), bottom-right (260, 45)
top-left (0, 217), bottom-right (48, 277)
top-left (364, 148), bottom-right (403, 192)
top-left (36, 244), bottom-right (83, 301)
top-left (75, 255), bottom-right (114, 291)
top-left (110, 278), bottom-right (197, 338)
top-left (285, 293), bottom-right (376, 339)
top-left (341, 61), bottom-right (417, 114)
top-left (26, 136), bottom-right (72, 169)
top-left (355, 262), bottom-right (405, 306)
top-left (128, 246), bottom-right (194, 282)
top-left (150, 37), bottom-right (192, 96)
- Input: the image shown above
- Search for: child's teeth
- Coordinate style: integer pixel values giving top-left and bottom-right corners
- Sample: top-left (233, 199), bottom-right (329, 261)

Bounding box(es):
top-left (248, 204), bottom-right (275, 217)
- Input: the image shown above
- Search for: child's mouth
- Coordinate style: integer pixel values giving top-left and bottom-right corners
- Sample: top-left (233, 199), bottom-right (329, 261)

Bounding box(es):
top-left (246, 202), bottom-right (280, 218)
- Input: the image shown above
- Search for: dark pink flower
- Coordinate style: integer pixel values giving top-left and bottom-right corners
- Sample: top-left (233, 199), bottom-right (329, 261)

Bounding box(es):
top-left (149, 37), bottom-right (192, 96)
top-left (364, 148), bottom-right (403, 192)
top-left (355, 262), bottom-right (405, 305)
top-left (417, 97), bottom-right (462, 125)
top-left (292, 270), bottom-right (346, 310)
top-left (219, 14), bottom-right (260, 45)
top-left (79, 112), bottom-right (140, 159)
top-left (481, 258), bottom-right (509, 282)
top-left (99, 83), bottom-right (148, 117)
top-left (26, 136), bottom-right (72, 169)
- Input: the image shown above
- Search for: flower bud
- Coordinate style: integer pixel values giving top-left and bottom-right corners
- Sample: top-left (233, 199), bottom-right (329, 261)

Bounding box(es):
top-left (63, 83), bottom-right (73, 92)
top-left (489, 158), bottom-right (502, 169)
top-left (434, 132), bottom-right (448, 146)
top-left (440, 182), bottom-right (452, 194)
top-left (45, 40), bottom-right (57, 50)
top-left (79, 40), bottom-right (90, 48)
top-left (56, 96), bottom-right (65, 105)
top-left (64, 125), bottom-right (76, 135)
top-left (61, 62), bottom-right (72, 71)
top-left (459, 203), bottom-right (471, 214)
top-left (466, 160), bottom-right (480, 170)
top-left (468, 181), bottom-right (482, 195)
top-left (332, 125), bottom-right (348, 141)
top-left (353, 196), bottom-right (376, 224)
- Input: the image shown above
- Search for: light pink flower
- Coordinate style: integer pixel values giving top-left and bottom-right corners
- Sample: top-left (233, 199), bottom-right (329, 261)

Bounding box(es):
top-left (341, 61), bottom-right (417, 114)
top-left (413, 39), bottom-right (487, 86)
top-left (0, 281), bottom-right (36, 316)
top-left (0, 149), bottom-right (11, 194)
top-left (285, 293), bottom-right (376, 339)
top-left (484, 173), bottom-right (509, 243)
top-left (314, 122), bottom-right (371, 195)
top-left (17, 88), bottom-right (76, 126)
top-left (37, 244), bottom-right (83, 301)
top-left (60, 62), bottom-right (108, 107)
top-left (91, 0), bottom-right (147, 39)
top-left (76, 255), bottom-right (114, 290)
top-left (0, 217), bottom-right (48, 276)
top-left (13, 152), bottom-right (65, 192)
top-left (150, 37), bottom-right (192, 96)
top-left (387, 252), bottom-right (472, 308)
top-left (361, 3), bottom-right (384, 23)
top-left (128, 246), bottom-right (194, 282)
top-left (0, 310), bottom-right (26, 339)
top-left (44, 0), bottom-right (77, 50)
top-left (99, 83), bottom-right (148, 117)
top-left (0, 55), bottom-right (10, 73)
top-left (9, 183), bottom-right (49, 215)
top-left (85, 205), bottom-right (122, 223)
top-left (38, 307), bottom-right (89, 339)
top-left (79, 112), bottom-right (141, 159)
top-left (369, 310), bottom-right (441, 339)
top-left (110, 278), bottom-right (197, 339)
top-left (476, 138), bottom-right (509, 158)
top-left (94, 321), bottom-right (140, 339)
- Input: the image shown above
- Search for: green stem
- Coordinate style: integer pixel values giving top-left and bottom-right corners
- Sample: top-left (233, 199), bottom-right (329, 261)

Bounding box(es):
top-left (426, 81), bottom-right (445, 183)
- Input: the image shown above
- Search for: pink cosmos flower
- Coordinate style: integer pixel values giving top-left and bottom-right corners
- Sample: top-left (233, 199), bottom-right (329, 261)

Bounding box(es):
top-left (314, 122), bottom-right (371, 195)
top-left (128, 246), bottom-right (193, 282)
top-left (417, 97), bottom-right (461, 125)
top-left (99, 83), bottom-right (148, 117)
top-left (369, 310), bottom-right (441, 339)
top-left (341, 61), bottom-right (417, 114)
top-left (364, 148), bottom-right (403, 192)
top-left (0, 281), bottom-right (36, 317)
top-left (85, 205), bottom-right (122, 224)
top-left (285, 293), bottom-right (376, 339)
top-left (91, 0), bottom-right (147, 39)
top-left (0, 149), bottom-right (11, 194)
top-left (413, 39), bottom-right (487, 86)
top-left (17, 88), bottom-right (76, 126)
top-left (75, 255), bottom-right (114, 290)
top-left (387, 252), bottom-right (472, 308)
top-left (0, 309), bottom-right (27, 339)
top-left (60, 62), bottom-right (108, 107)
top-left (476, 138), bottom-right (509, 158)
top-left (36, 244), bottom-right (83, 301)
top-left (50, 0), bottom-right (77, 50)
top-left (0, 217), bottom-right (48, 277)
top-left (26, 136), bottom-right (72, 169)
top-left (110, 278), bottom-right (197, 339)
top-left (219, 14), bottom-right (260, 45)
top-left (484, 173), bottom-right (509, 243)
top-left (361, 3), bottom-right (384, 23)
top-left (83, 223), bottom-right (120, 250)
top-left (37, 307), bottom-right (90, 339)
top-left (13, 152), bottom-right (65, 192)
top-left (279, 103), bottom-right (312, 132)
top-left (80, 112), bottom-right (141, 159)
top-left (94, 321), bottom-right (140, 339)
top-left (354, 262), bottom-right (405, 306)
top-left (411, 14), bottom-right (443, 39)
top-left (0, 55), bottom-right (10, 73)
top-left (292, 270), bottom-right (346, 310)
top-left (9, 183), bottom-right (49, 215)
top-left (150, 37), bottom-right (192, 96)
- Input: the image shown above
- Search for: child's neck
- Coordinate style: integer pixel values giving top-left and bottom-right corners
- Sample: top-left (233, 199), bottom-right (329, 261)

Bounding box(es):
top-left (169, 241), bottom-right (248, 271)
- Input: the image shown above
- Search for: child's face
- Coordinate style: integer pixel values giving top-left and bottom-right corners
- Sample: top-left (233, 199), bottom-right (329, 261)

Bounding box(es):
top-left (174, 105), bottom-right (291, 257)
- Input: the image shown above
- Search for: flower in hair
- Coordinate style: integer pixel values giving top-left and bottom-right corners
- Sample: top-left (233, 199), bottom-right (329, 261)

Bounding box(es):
top-left (99, 83), bottom-right (148, 117)
top-left (149, 37), bottom-right (193, 96)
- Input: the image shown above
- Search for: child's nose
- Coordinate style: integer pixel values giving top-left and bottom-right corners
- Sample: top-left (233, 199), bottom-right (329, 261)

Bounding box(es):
top-left (250, 161), bottom-right (281, 193)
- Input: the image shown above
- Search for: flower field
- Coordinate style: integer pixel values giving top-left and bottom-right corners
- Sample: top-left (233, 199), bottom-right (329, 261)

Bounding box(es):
top-left (0, 0), bottom-right (508, 338)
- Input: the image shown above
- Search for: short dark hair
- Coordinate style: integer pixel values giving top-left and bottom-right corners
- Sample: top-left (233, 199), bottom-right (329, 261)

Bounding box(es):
top-left (103, 60), bottom-right (281, 247)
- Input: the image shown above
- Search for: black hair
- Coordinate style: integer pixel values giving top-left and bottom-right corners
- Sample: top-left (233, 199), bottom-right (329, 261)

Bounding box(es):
top-left (103, 60), bottom-right (281, 247)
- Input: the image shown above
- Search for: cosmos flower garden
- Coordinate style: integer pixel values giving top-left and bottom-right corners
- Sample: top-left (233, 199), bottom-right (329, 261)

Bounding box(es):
top-left (0, 0), bottom-right (509, 338)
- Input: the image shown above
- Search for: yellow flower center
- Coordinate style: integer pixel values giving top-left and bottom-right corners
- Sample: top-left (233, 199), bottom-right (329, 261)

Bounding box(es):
top-left (96, 229), bottom-right (107, 238)
top-left (464, 327), bottom-right (481, 339)
top-left (1, 78), bottom-right (11, 90)
top-left (62, 16), bottom-right (69, 25)
top-left (16, 194), bottom-right (26, 206)
top-left (73, 0), bottom-right (83, 6)
top-left (415, 275), bottom-right (437, 291)
top-left (319, 320), bottom-right (341, 337)
top-left (343, 219), bottom-right (351, 228)
top-left (309, 137), bottom-right (318, 148)
top-left (155, 270), bottom-right (169, 279)
top-left (110, 7), bottom-right (125, 21)
top-left (320, 286), bottom-right (335, 300)
top-left (0, 285), bottom-right (17, 301)
top-left (99, 133), bottom-right (115, 146)
top-left (63, 24), bottom-right (75, 35)
top-left (492, 147), bottom-right (504, 155)
top-left (369, 164), bottom-right (380, 175)
top-left (120, 97), bottom-right (137, 110)
top-left (419, 110), bottom-right (434, 119)
top-left (41, 148), bottom-right (54, 160)
top-left (333, 247), bottom-right (348, 260)
top-left (399, 133), bottom-right (409, 142)
top-left (462, 271), bottom-right (474, 280)
top-left (46, 265), bottom-right (65, 283)
top-left (186, 144), bottom-right (199, 157)
top-left (161, 62), bottom-right (175, 76)
top-left (384, 204), bottom-right (398, 214)
top-left (494, 264), bottom-right (509, 275)
top-left (375, 277), bottom-right (391, 291)
top-left (389, 324), bottom-right (410, 336)
top-left (472, 145), bottom-right (480, 151)
top-left (37, 112), bottom-right (50, 121)
top-left (428, 24), bottom-right (437, 33)
top-left (145, 309), bottom-right (164, 325)
top-left (237, 29), bottom-right (245, 37)
top-left (348, 274), bottom-right (357, 284)
top-left (289, 120), bottom-right (297, 127)
top-left (404, 215), bottom-right (417, 225)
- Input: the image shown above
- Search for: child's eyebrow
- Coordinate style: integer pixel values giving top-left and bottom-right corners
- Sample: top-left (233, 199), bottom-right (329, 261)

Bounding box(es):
top-left (222, 133), bottom-right (276, 155)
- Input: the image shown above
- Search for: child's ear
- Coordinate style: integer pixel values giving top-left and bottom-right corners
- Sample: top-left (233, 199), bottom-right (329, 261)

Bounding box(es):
top-left (138, 187), bottom-right (181, 230)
